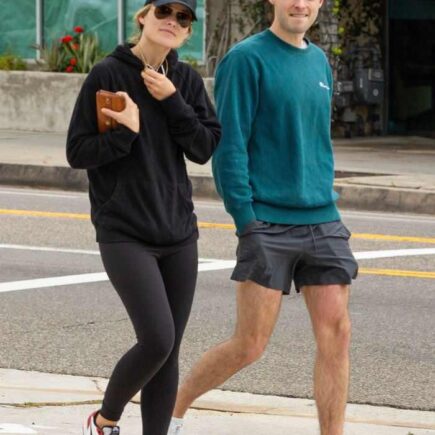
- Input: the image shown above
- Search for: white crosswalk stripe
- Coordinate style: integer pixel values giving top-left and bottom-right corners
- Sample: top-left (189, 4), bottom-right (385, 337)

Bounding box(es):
top-left (1, 244), bottom-right (435, 293)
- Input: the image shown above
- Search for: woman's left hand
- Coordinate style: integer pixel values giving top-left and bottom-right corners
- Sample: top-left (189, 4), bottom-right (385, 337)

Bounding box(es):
top-left (142, 68), bottom-right (176, 101)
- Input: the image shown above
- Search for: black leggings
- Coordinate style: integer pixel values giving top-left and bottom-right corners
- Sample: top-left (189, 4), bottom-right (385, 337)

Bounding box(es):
top-left (98, 241), bottom-right (198, 435)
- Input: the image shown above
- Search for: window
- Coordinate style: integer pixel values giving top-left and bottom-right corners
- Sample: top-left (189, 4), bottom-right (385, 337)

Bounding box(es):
top-left (388, 0), bottom-right (435, 135)
top-left (0, 0), bottom-right (36, 59)
top-left (0, 0), bottom-right (205, 62)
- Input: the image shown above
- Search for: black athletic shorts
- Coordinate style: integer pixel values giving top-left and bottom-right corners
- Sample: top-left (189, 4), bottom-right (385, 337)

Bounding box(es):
top-left (231, 220), bottom-right (358, 294)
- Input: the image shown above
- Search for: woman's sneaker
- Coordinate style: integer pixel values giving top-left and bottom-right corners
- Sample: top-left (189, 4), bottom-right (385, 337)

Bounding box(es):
top-left (83, 411), bottom-right (120, 435)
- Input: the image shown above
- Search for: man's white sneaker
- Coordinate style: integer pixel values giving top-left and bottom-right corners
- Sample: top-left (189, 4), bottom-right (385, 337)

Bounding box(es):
top-left (167, 417), bottom-right (184, 435)
top-left (83, 411), bottom-right (120, 435)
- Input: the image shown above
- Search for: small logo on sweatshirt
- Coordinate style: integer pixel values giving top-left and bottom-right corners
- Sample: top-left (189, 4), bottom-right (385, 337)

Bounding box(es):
top-left (319, 81), bottom-right (330, 90)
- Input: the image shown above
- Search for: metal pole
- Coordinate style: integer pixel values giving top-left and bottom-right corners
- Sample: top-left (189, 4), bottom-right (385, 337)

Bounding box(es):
top-left (35, 0), bottom-right (43, 60)
top-left (118, 0), bottom-right (125, 44)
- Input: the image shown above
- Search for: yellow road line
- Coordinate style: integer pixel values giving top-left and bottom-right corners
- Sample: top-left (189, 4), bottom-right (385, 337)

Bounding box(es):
top-left (360, 268), bottom-right (435, 279)
top-left (0, 209), bottom-right (89, 220)
top-left (1, 208), bottom-right (435, 245)
top-left (198, 225), bottom-right (435, 244)
top-left (198, 222), bottom-right (234, 230)
top-left (197, 224), bottom-right (435, 245)
top-left (352, 233), bottom-right (435, 244)
top-left (1, 208), bottom-right (435, 279)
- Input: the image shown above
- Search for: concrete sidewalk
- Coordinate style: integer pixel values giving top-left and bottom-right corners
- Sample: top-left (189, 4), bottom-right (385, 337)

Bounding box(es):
top-left (0, 130), bottom-right (434, 214)
top-left (1, 369), bottom-right (434, 434)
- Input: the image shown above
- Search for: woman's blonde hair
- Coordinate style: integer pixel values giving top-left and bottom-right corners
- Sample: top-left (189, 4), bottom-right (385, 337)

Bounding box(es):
top-left (129, 3), bottom-right (193, 45)
top-left (129, 5), bottom-right (153, 44)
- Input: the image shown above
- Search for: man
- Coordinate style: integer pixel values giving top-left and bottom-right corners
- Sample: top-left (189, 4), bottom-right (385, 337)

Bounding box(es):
top-left (169, 1), bottom-right (358, 434)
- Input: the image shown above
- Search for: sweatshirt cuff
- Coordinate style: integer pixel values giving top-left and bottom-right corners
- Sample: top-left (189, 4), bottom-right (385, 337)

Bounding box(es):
top-left (159, 90), bottom-right (192, 121)
top-left (230, 204), bottom-right (256, 235)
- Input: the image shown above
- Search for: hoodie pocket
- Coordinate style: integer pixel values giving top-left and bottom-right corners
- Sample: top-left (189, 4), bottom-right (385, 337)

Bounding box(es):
top-left (90, 167), bottom-right (121, 224)
top-left (100, 178), bottom-right (195, 244)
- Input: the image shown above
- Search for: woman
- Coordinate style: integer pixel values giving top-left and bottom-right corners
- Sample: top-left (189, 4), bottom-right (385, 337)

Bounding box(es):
top-left (66, 1), bottom-right (221, 433)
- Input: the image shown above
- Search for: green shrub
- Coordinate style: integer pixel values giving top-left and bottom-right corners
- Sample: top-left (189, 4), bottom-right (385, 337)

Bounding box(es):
top-left (0, 54), bottom-right (27, 71)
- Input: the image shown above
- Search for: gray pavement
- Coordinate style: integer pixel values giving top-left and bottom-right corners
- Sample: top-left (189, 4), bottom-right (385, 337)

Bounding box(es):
top-left (1, 369), bottom-right (434, 434)
top-left (0, 130), bottom-right (434, 214)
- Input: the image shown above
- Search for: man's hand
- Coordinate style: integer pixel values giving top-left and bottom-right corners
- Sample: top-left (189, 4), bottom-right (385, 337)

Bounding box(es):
top-left (141, 68), bottom-right (176, 101)
top-left (101, 92), bottom-right (140, 133)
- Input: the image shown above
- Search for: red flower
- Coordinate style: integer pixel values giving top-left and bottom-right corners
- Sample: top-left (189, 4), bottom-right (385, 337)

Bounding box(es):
top-left (69, 58), bottom-right (77, 66)
top-left (61, 35), bottom-right (73, 44)
top-left (74, 26), bottom-right (84, 33)
top-left (65, 65), bottom-right (74, 73)
top-left (72, 43), bottom-right (80, 51)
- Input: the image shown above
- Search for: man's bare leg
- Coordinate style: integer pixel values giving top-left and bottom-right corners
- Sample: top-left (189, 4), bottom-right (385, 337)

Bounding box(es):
top-left (173, 280), bottom-right (282, 418)
top-left (303, 284), bottom-right (351, 435)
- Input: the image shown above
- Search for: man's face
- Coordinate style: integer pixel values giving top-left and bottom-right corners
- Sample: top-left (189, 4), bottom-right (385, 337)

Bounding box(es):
top-left (270, 0), bottom-right (324, 36)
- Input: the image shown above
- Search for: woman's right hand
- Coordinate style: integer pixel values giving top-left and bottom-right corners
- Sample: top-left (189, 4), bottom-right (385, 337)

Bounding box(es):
top-left (101, 91), bottom-right (140, 133)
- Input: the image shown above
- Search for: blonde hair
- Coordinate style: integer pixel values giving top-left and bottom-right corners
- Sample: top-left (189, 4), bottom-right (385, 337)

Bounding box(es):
top-left (129, 3), bottom-right (193, 44)
top-left (129, 5), bottom-right (153, 44)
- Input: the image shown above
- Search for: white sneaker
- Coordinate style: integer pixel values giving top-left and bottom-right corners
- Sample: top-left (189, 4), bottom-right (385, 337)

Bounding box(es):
top-left (83, 411), bottom-right (120, 435)
top-left (167, 417), bottom-right (184, 435)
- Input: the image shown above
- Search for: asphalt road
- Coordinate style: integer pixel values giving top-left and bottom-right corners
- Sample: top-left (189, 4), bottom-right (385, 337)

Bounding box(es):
top-left (0, 186), bottom-right (434, 411)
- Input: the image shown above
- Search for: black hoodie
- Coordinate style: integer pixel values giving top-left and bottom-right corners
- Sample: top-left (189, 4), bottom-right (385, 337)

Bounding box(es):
top-left (66, 45), bottom-right (221, 246)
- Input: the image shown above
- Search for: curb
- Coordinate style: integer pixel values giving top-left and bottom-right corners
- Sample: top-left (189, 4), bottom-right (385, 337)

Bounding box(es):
top-left (0, 163), bottom-right (87, 191)
top-left (1, 163), bottom-right (434, 215)
top-left (334, 181), bottom-right (435, 215)
top-left (1, 369), bottom-right (434, 430)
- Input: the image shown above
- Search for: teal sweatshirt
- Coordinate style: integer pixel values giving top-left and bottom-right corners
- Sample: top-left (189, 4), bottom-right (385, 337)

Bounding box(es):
top-left (212, 29), bottom-right (340, 233)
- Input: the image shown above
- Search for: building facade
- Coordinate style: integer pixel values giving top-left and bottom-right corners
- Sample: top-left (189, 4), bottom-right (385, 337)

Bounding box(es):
top-left (206, 0), bottom-right (435, 138)
top-left (0, 0), bottom-right (434, 137)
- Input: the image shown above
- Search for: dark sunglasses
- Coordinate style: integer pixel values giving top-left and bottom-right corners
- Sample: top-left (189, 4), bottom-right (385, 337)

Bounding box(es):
top-left (154, 5), bottom-right (193, 28)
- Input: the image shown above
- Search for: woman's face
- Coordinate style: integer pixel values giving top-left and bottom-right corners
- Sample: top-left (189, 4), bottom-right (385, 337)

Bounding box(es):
top-left (139, 3), bottom-right (192, 49)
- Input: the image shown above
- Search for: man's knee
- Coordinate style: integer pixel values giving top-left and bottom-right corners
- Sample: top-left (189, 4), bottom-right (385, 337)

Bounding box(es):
top-left (316, 315), bottom-right (352, 356)
top-left (232, 335), bottom-right (269, 367)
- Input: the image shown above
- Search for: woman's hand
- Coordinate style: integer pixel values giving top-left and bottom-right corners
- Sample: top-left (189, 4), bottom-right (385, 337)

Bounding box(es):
top-left (101, 92), bottom-right (140, 133)
top-left (141, 68), bottom-right (176, 101)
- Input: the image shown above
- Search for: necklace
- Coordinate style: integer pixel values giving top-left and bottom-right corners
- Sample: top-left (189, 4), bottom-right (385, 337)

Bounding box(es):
top-left (136, 44), bottom-right (168, 76)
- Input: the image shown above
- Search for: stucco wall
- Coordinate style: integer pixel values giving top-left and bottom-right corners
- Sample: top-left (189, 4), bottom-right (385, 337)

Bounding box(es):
top-left (0, 71), bottom-right (215, 133)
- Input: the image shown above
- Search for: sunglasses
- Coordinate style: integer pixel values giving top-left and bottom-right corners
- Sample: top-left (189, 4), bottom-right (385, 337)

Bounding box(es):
top-left (154, 5), bottom-right (193, 28)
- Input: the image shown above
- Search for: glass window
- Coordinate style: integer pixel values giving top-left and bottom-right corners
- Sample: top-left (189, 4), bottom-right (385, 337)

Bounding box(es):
top-left (0, 0), bottom-right (205, 62)
top-left (44, 0), bottom-right (117, 54)
top-left (0, 0), bottom-right (36, 59)
top-left (390, 0), bottom-right (435, 20)
top-left (388, 0), bottom-right (435, 135)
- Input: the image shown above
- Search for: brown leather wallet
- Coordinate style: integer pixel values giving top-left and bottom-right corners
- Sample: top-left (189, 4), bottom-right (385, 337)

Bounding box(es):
top-left (96, 90), bottom-right (126, 133)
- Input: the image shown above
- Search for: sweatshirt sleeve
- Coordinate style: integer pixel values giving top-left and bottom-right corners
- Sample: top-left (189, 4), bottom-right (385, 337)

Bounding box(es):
top-left (211, 50), bottom-right (259, 234)
top-left (159, 71), bottom-right (221, 165)
top-left (66, 64), bottom-right (139, 170)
